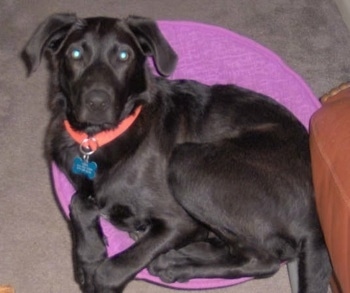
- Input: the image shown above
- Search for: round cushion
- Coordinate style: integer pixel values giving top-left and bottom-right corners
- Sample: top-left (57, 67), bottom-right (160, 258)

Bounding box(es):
top-left (52, 20), bottom-right (320, 289)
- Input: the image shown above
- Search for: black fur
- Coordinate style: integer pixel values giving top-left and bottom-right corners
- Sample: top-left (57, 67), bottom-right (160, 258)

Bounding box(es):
top-left (23, 13), bottom-right (331, 293)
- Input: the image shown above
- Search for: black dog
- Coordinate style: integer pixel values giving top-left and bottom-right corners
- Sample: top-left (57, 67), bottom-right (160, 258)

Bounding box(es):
top-left (23, 13), bottom-right (331, 293)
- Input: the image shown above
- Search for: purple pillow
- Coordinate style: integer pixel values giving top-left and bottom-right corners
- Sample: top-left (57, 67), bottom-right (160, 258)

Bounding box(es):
top-left (51, 20), bottom-right (320, 289)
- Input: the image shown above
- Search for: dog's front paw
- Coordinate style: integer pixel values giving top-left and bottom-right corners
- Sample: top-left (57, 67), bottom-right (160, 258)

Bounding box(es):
top-left (93, 261), bottom-right (127, 293)
top-left (72, 261), bottom-right (98, 293)
top-left (76, 266), bottom-right (95, 293)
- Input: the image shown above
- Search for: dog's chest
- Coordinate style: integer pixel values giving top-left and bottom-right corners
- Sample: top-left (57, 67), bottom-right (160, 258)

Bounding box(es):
top-left (96, 140), bottom-right (174, 211)
top-left (96, 156), bottom-right (174, 236)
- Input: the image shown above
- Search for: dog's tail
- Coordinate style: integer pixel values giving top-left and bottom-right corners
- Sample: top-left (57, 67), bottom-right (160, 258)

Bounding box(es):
top-left (298, 229), bottom-right (332, 293)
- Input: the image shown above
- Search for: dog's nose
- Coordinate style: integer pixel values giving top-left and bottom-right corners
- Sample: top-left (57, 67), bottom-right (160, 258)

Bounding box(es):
top-left (85, 90), bottom-right (111, 112)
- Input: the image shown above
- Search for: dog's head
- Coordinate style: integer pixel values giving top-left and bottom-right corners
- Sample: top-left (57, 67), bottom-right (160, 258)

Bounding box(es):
top-left (23, 13), bottom-right (177, 132)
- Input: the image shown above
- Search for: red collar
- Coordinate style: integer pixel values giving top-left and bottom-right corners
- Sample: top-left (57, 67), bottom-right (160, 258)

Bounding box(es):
top-left (64, 106), bottom-right (142, 151)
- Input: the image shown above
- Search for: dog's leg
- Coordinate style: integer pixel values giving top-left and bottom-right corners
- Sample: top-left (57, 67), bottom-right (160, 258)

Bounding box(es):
top-left (297, 234), bottom-right (331, 293)
top-left (69, 193), bottom-right (107, 293)
top-left (92, 217), bottom-right (201, 292)
top-left (148, 237), bottom-right (280, 283)
top-left (165, 141), bottom-right (328, 289)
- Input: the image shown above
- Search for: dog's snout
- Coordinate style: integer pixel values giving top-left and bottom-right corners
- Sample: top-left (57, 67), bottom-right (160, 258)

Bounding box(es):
top-left (85, 90), bottom-right (111, 112)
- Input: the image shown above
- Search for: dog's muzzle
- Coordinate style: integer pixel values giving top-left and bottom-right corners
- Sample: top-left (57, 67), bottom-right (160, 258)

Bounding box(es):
top-left (84, 89), bottom-right (111, 112)
top-left (79, 88), bottom-right (115, 125)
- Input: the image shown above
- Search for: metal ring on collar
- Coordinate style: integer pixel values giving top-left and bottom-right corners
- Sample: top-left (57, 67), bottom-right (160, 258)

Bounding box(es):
top-left (79, 137), bottom-right (99, 156)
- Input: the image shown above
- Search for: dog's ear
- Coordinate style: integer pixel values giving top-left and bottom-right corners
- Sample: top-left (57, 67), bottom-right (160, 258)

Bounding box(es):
top-left (126, 16), bottom-right (178, 77)
top-left (22, 13), bottom-right (77, 75)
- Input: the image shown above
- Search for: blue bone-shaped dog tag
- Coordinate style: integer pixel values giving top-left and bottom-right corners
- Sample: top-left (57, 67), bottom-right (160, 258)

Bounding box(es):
top-left (72, 156), bottom-right (97, 179)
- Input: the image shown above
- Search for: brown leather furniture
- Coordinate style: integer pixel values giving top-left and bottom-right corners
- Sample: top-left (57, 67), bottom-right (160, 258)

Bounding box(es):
top-left (310, 83), bottom-right (350, 293)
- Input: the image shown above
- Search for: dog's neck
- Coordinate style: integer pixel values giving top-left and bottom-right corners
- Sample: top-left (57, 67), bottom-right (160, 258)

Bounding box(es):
top-left (64, 105), bottom-right (142, 151)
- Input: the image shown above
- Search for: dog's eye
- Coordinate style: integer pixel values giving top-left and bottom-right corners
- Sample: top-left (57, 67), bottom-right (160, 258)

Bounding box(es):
top-left (118, 50), bottom-right (129, 61)
top-left (71, 48), bottom-right (83, 60)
